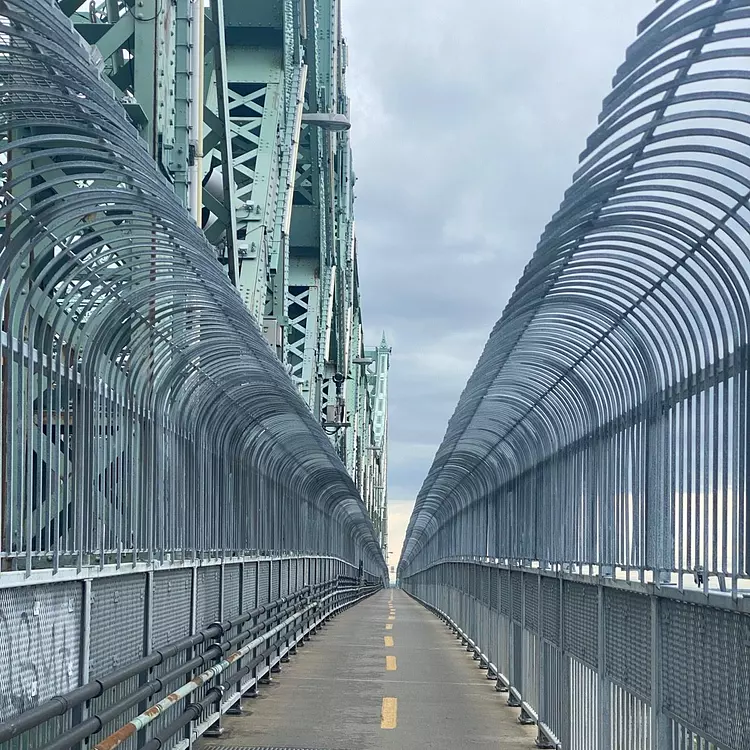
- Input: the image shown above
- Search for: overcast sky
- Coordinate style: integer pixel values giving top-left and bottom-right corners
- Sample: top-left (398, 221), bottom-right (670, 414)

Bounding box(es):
top-left (342, 1), bottom-right (655, 564)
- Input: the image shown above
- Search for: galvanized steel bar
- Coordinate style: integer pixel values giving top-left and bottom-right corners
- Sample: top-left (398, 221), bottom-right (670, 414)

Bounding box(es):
top-left (401, 2), bottom-right (750, 749)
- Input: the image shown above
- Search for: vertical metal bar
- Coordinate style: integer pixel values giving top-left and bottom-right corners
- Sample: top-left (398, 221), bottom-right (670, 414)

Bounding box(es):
top-left (598, 584), bottom-right (610, 750)
top-left (650, 594), bottom-right (669, 750)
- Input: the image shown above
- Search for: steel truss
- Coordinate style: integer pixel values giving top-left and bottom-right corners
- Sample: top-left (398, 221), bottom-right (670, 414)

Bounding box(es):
top-left (400, 2), bottom-right (750, 749)
top-left (48, 0), bottom-right (390, 550)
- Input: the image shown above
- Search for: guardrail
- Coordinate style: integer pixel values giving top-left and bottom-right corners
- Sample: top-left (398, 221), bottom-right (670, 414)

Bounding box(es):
top-left (1, 577), bottom-right (380, 750)
top-left (406, 585), bottom-right (561, 750)
top-left (404, 559), bottom-right (749, 750)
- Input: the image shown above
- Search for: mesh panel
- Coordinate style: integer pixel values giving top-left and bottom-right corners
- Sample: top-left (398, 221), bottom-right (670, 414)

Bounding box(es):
top-left (290, 559), bottom-right (298, 593)
top-left (152, 569), bottom-right (192, 648)
top-left (243, 562), bottom-right (258, 610)
top-left (662, 599), bottom-right (750, 748)
top-left (542, 576), bottom-right (560, 646)
top-left (196, 566), bottom-right (221, 627)
top-left (524, 573), bottom-right (539, 633)
top-left (604, 588), bottom-right (651, 701)
top-left (562, 581), bottom-right (598, 669)
top-left (224, 564), bottom-right (241, 619)
top-left (500, 569), bottom-right (511, 615)
top-left (279, 560), bottom-right (289, 596)
top-left (90, 575), bottom-right (145, 677)
top-left (511, 571), bottom-right (523, 623)
top-left (0, 582), bottom-right (82, 722)
top-left (258, 561), bottom-right (270, 605)
top-left (480, 566), bottom-right (489, 604)
top-left (270, 561), bottom-right (280, 600)
top-left (490, 568), bottom-right (499, 610)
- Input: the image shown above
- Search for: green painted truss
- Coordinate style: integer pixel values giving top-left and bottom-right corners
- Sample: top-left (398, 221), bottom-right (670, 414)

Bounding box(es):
top-left (59, 0), bottom-right (390, 552)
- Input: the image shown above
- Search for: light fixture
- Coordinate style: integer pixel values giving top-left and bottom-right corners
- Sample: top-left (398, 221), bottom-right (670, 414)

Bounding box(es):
top-left (301, 112), bottom-right (351, 131)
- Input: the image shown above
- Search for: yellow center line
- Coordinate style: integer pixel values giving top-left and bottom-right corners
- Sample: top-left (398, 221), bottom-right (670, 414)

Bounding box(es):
top-left (381, 697), bottom-right (397, 729)
top-left (384, 636), bottom-right (394, 647)
top-left (386, 655), bottom-right (397, 671)
top-left (385, 623), bottom-right (393, 630)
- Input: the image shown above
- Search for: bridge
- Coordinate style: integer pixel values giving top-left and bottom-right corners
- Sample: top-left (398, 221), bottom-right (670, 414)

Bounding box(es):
top-left (0, 1), bottom-right (749, 749)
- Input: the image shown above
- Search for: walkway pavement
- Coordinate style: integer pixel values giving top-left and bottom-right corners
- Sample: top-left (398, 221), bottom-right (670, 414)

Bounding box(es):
top-left (200, 588), bottom-right (536, 749)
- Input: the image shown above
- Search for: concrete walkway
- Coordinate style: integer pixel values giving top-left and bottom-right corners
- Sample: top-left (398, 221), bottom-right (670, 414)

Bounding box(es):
top-left (200, 588), bottom-right (537, 749)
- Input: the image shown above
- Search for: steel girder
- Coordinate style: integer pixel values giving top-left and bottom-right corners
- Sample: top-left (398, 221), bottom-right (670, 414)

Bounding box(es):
top-left (54, 0), bottom-right (390, 543)
top-left (400, 0), bottom-right (750, 594)
top-left (0, 0), bottom-right (387, 579)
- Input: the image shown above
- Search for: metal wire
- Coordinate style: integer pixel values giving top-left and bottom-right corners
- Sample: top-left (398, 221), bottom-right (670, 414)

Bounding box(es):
top-left (0, 0), bottom-right (386, 579)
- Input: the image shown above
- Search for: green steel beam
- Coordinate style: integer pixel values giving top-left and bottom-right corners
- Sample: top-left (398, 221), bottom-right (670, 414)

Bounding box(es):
top-left (57, 0), bottom-right (391, 546)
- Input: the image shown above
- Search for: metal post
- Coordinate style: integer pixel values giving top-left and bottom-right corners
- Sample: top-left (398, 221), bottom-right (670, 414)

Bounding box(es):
top-left (650, 595), bottom-right (669, 749)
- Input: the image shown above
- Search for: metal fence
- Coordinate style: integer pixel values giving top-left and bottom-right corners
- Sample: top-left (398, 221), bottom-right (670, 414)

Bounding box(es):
top-left (400, 2), bottom-right (750, 748)
top-left (0, 555), bottom-right (378, 749)
top-left (0, 0), bottom-right (385, 578)
top-left (0, 1), bottom-right (386, 746)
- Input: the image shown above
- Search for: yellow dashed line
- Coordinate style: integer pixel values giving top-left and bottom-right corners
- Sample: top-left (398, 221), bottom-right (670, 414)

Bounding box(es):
top-left (386, 655), bottom-right (397, 671)
top-left (385, 623), bottom-right (393, 630)
top-left (388, 615), bottom-right (395, 620)
top-left (381, 697), bottom-right (397, 729)
top-left (384, 636), bottom-right (394, 647)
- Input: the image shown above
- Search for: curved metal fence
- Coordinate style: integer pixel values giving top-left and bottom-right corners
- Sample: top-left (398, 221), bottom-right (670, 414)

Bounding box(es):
top-left (401, 2), bottom-right (750, 749)
top-left (0, 0), bottom-right (386, 578)
top-left (401, 0), bottom-right (750, 591)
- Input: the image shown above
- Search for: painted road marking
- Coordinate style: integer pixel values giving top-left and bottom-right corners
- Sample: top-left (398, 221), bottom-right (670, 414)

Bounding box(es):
top-left (388, 615), bottom-right (395, 620)
top-left (381, 697), bottom-right (397, 729)
top-left (386, 655), bottom-right (397, 671)
top-left (385, 623), bottom-right (393, 630)
top-left (384, 636), bottom-right (394, 647)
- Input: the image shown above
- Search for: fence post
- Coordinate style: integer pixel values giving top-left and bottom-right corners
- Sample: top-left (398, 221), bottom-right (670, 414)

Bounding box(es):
top-left (75, 578), bottom-right (92, 731)
top-left (651, 595), bottom-right (669, 749)
top-left (138, 571), bottom-right (154, 747)
top-left (598, 584), bottom-right (610, 750)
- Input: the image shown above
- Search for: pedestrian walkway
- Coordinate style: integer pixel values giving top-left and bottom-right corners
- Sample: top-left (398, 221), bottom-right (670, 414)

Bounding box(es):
top-left (200, 588), bottom-right (536, 749)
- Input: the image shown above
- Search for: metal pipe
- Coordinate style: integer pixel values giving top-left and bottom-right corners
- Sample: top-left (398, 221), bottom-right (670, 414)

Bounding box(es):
top-left (92, 604), bottom-right (318, 750)
top-left (0, 583), bottom-right (321, 742)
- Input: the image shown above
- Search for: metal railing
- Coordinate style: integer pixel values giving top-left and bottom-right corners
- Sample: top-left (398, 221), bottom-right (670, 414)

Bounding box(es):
top-left (0, 0), bottom-right (387, 745)
top-left (400, 2), bottom-right (750, 749)
top-left (0, 0), bottom-right (386, 577)
top-left (0, 563), bottom-right (380, 750)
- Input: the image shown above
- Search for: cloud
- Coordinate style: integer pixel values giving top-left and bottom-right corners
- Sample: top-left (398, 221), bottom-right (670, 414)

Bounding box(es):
top-left (343, 1), bottom-right (654, 559)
